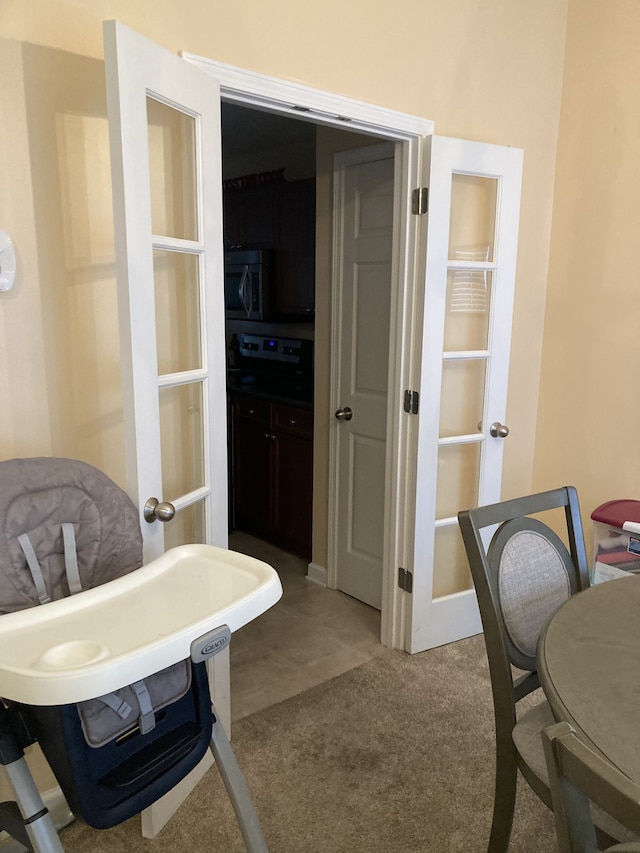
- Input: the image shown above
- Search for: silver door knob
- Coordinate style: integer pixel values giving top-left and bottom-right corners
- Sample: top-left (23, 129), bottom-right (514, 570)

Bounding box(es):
top-left (335, 406), bottom-right (353, 422)
top-left (490, 422), bottom-right (510, 439)
top-left (144, 497), bottom-right (176, 523)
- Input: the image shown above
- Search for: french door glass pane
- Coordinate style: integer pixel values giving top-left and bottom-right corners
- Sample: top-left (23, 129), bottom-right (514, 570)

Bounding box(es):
top-left (164, 500), bottom-right (206, 549)
top-left (435, 442), bottom-right (481, 520)
top-left (159, 382), bottom-right (204, 499)
top-left (439, 359), bottom-right (486, 438)
top-left (432, 523), bottom-right (473, 598)
top-left (444, 269), bottom-right (493, 351)
top-left (153, 250), bottom-right (201, 375)
top-left (448, 174), bottom-right (497, 262)
top-left (147, 97), bottom-right (197, 241)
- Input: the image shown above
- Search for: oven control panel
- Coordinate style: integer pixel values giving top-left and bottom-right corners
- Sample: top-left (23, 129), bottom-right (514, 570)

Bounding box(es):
top-left (240, 334), bottom-right (305, 365)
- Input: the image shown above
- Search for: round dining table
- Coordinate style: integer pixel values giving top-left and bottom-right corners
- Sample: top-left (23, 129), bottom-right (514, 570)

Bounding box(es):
top-left (537, 573), bottom-right (640, 784)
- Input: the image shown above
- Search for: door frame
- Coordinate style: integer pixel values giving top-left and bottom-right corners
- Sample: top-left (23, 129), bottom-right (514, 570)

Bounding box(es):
top-left (182, 52), bottom-right (432, 650)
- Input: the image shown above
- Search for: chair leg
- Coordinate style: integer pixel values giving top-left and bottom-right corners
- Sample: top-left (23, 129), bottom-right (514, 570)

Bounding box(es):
top-left (3, 756), bottom-right (64, 853)
top-left (209, 705), bottom-right (268, 853)
top-left (487, 742), bottom-right (518, 853)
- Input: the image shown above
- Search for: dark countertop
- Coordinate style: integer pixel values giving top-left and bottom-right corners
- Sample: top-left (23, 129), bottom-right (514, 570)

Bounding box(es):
top-left (227, 371), bottom-right (313, 409)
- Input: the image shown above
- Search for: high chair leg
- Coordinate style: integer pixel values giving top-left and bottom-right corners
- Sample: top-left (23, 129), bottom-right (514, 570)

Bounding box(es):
top-left (3, 756), bottom-right (64, 853)
top-left (209, 707), bottom-right (268, 853)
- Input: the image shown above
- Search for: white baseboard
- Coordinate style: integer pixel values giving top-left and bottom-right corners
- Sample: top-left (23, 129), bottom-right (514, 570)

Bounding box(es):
top-left (306, 561), bottom-right (327, 586)
top-left (43, 786), bottom-right (74, 829)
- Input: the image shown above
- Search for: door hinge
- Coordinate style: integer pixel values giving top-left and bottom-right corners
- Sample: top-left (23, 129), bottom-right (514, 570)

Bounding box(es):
top-left (404, 389), bottom-right (419, 415)
top-left (411, 187), bottom-right (428, 215)
top-left (398, 567), bottom-right (413, 593)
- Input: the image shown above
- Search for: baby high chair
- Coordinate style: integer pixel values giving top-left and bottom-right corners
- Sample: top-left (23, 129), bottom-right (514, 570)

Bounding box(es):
top-left (0, 457), bottom-right (282, 852)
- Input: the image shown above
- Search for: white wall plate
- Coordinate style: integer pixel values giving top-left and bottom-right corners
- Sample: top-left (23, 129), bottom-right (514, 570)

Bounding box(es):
top-left (0, 230), bottom-right (16, 291)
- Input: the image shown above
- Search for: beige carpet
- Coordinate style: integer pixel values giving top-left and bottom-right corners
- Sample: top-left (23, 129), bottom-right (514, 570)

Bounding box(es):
top-left (57, 635), bottom-right (557, 852)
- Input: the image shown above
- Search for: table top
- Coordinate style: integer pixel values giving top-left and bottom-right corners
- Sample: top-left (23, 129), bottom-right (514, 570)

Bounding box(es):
top-left (537, 574), bottom-right (640, 784)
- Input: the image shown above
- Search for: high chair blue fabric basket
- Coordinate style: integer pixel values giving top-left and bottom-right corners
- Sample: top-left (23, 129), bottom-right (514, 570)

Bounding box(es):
top-left (0, 457), bottom-right (282, 852)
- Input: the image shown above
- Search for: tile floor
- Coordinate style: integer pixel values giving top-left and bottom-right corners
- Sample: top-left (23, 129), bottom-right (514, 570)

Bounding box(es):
top-left (228, 531), bottom-right (385, 721)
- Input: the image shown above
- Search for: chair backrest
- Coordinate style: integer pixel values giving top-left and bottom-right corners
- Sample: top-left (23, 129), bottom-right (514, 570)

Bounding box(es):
top-left (458, 487), bottom-right (590, 702)
top-left (0, 456), bottom-right (142, 614)
top-left (542, 722), bottom-right (640, 853)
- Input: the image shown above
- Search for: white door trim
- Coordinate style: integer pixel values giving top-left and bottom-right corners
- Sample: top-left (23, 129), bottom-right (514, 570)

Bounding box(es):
top-left (183, 53), bottom-right (430, 650)
top-left (181, 53), bottom-right (432, 139)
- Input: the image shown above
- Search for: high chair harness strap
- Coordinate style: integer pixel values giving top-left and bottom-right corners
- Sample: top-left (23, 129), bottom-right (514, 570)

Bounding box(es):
top-left (17, 533), bottom-right (51, 605)
top-left (131, 680), bottom-right (156, 734)
top-left (17, 524), bottom-right (82, 603)
top-left (91, 682), bottom-right (155, 730)
top-left (96, 692), bottom-right (133, 720)
top-left (61, 523), bottom-right (82, 595)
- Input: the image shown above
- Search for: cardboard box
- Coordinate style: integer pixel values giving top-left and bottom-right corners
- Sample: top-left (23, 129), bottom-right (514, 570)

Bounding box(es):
top-left (591, 499), bottom-right (640, 584)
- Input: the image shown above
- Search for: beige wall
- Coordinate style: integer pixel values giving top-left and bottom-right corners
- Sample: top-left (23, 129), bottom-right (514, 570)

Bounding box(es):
top-left (1, 1), bottom-right (570, 533)
top-left (534, 0), bottom-right (640, 554)
top-left (0, 33), bottom-right (124, 482)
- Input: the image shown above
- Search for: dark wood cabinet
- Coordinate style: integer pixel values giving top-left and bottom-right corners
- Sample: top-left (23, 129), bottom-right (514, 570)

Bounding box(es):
top-left (223, 178), bottom-right (315, 319)
top-left (223, 185), bottom-right (277, 249)
top-left (232, 397), bottom-right (272, 534)
top-left (232, 395), bottom-right (313, 558)
top-left (274, 179), bottom-right (315, 317)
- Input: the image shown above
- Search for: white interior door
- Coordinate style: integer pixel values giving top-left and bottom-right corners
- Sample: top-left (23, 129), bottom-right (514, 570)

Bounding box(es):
top-left (407, 135), bottom-right (523, 653)
top-left (330, 144), bottom-right (395, 610)
top-left (104, 20), bottom-right (227, 561)
top-left (103, 20), bottom-right (227, 835)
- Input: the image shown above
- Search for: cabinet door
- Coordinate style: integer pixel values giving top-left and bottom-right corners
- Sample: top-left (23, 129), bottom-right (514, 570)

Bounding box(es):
top-left (274, 179), bottom-right (316, 317)
top-left (222, 190), bottom-right (243, 247)
top-left (232, 401), bottom-right (272, 535)
top-left (223, 185), bottom-right (276, 248)
top-left (272, 405), bottom-right (313, 558)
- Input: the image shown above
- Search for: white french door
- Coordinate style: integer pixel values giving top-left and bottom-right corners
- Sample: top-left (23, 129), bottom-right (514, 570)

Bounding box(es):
top-left (104, 20), bottom-right (227, 564)
top-left (407, 135), bottom-right (523, 653)
top-left (103, 20), bottom-right (228, 836)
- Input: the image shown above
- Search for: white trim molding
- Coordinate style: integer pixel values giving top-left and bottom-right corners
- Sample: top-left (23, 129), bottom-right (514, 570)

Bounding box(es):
top-left (181, 53), bottom-right (433, 140)
top-left (306, 562), bottom-right (327, 587)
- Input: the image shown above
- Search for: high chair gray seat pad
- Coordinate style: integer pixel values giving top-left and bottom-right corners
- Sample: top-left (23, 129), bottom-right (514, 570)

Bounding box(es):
top-left (0, 456), bottom-right (142, 615)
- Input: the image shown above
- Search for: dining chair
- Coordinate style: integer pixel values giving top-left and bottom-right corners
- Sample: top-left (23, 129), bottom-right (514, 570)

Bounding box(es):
top-left (457, 486), bottom-right (598, 853)
top-left (542, 721), bottom-right (640, 853)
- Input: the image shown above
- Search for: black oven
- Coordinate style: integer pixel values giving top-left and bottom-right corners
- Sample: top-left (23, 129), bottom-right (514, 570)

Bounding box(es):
top-left (232, 333), bottom-right (313, 404)
top-left (224, 249), bottom-right (271, 321)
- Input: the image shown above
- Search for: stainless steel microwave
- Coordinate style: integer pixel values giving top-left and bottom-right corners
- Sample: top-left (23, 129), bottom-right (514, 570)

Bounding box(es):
top-left (224, 249), bottom-right (271, 321)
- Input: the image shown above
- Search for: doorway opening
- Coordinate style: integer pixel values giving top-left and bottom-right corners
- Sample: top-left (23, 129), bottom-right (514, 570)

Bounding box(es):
top-left (181, 52), bottom-right (433, 653)
top-left (220, 104), bottom-right (396, 703)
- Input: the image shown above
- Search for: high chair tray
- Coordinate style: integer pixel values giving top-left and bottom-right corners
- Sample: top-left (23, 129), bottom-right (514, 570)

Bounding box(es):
top-left (0, 544), bottom-right (282, 706)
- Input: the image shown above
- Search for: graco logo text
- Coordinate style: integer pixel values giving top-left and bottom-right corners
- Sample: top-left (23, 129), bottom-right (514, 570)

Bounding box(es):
top-left (202, 637), bottom-right (228, 656)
